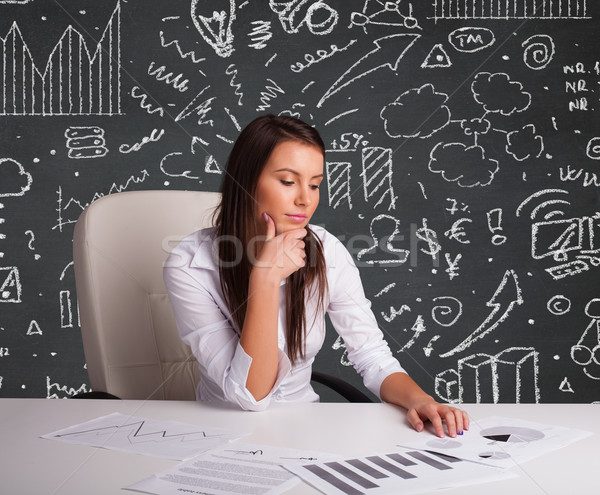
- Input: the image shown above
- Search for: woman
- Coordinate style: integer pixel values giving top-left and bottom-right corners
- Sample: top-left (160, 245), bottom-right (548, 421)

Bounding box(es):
top-left (164, 115), bottom-right (468, 438)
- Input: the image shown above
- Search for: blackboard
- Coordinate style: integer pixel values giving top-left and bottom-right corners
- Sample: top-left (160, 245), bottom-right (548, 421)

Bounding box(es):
top-left (1, 0), bottom-right (599, 403)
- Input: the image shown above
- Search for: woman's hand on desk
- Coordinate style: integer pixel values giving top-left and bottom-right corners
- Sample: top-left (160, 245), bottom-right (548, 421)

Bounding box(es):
top-left (380, 372), bottom-right (469, 438)
top-left (406, 398), bottom-right (469, 439)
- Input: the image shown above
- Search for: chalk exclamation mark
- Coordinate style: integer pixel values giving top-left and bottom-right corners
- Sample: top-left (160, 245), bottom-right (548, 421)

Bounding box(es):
top-left (487, 208), bottom-right (507, 246)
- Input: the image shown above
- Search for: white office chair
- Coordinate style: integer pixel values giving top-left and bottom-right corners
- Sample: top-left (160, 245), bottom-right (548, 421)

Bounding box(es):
top-left (73, 190), bottom-right (372, 402)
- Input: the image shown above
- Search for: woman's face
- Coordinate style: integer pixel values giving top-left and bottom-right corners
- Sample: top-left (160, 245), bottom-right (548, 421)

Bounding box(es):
top-left (255, 140), bottom-right (324, 234)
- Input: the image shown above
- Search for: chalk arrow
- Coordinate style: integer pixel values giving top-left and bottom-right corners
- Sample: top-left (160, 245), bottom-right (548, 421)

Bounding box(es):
top-left (317, 33), bottom-right (420, 108)
top-left (440, 269), bottom-right (523, 358)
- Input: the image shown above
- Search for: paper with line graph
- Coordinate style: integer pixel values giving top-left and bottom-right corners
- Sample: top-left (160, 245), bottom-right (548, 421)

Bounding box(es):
top-left (42, 412), bottom-right (245, 460)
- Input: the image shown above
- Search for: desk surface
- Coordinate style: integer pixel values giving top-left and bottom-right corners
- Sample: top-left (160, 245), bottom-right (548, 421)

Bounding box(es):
top-left (0, 399), bottom-right (598, 495)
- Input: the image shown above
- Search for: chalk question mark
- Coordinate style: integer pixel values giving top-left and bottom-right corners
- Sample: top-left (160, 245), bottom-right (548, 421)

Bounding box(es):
top-left (25, 230), bottom-right (41, 260)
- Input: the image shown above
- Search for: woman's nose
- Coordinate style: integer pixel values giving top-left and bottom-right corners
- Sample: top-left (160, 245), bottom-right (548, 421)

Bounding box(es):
top-left (295, 187), bottom-right (311, 206)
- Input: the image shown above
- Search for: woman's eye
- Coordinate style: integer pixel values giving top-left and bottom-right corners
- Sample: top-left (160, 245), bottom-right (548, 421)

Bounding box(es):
top-left (310, 184), bottom-right (320, 190)
top-left (281, 180), bottom-right (294, 186)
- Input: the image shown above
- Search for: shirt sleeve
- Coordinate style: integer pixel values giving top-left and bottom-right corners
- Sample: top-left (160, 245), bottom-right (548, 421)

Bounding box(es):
top-left (325, 236), bottom-right (406, 399)
top-left (163, 258), bottom-right (291, 412)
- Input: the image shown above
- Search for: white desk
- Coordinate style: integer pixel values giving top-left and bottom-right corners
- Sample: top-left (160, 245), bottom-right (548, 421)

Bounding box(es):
top-left (0, 399), bottom-right (598, 495)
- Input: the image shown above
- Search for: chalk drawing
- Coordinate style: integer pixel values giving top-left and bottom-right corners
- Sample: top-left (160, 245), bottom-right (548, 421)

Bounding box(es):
top-left (559, 377), bottom-right (574, 393)
top-left (560, 164), bottom-right (600, 188)
top-left (381, 304), bottom-right (411, 323)
top-left (291, 40), bottom-right (357, 73)
top-left (445, 252), bottom-right (462, 280)
top-left (570, 298), bottom-right (600, 380)
top-left (487, 208), bottom-right (507, 245)
top-left (225, 64), bottom-right (244, 106)
top-left (444, 218), bottom-right (472, 245)
top-left (0, 2), bottom-right (121, 115)
top-left (46, 376), bottom-right (89, 399)
top-left (472, 72), bottom-right (531, 116)
top-left (147, 62), bottom-right (189, 92)
top-left (415, 218), bottom-right (442, 262)
top-left (436, 347), bottom-right (540, 404)
top-left (0, 158), bottom-right (32, 197)
top-left (130, 86), bottom-right (164, 117)
top-left (269, 0), bottom-right (338, 35)
top-left (429, 142), bottom-right (499, 188)
top-left (357, 215), bottom-right (410, 265)
top-left (248, 20), bottom-right (273, 49)
top-left (160, 152), bottom-right (201, 182)
top-left (432, 0), bottom-right (589, 20)
top-left (350, 0), bottom-right (421, 32)
top-left (24, 230), bottom-right (40, 260)
top-left (432, 296), bottom-right (463, 327)
top-left (119, 128), bottom-right (165, 154)
top-left (547, 295), bottom-right (571, 315)
top-left (506, 124), bottom-right (544, 161)
top-left (332, 335), bottom-right (352, 367)
top-left (374, 283), bottom-right (396, 298)
top-left (398, 315), bottom-right (427, 353)
top-left (325, 161), bottom-right (352, 209)
top-left (440, 270), bottom-right (523, 358)
top-left (448, 27), bottom-right (495, 53)
top-left (60, 290), bottom-right (75, 328)
top-left (0, 266), bottom-right (22, 303)
top-left (65, 127), bottom-right (108, 159)
top-left (522, 35), bottom-right (555, 70)
top-left (191, 0), bottom-right (236, 58)
top-left (175, 86), bottom-right (215, 124)
top-left (256, 79), bottom-right (285, 112)
top-left (361, 147), bottom-right (397, 210)
top-left (204, 155), bottom-right (222, 175)
top-left (54, 171), bottom-right (150, 232)
top-left (421, 44), bottom-right (452, 68)
top-left (516, 189), bottom-right (570, 220)
top-left (381, 84), bottom-right (451, 139)
top-left (159, 30), bottom-right (206, 69)
top-left (26, 320), bottom-right (42, 336)
top-left (317, 33), bottom-right (420, 108)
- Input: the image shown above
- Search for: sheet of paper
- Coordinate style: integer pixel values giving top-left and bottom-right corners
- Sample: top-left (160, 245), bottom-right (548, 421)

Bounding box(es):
top-left (125, 442), bottom-right (340, 495)
top-left (400, 416), bottom-right (593, 469)
top-left (285, 445), bottom-right (515, 495)
top-left (42, 412), bottom-right (245, 460)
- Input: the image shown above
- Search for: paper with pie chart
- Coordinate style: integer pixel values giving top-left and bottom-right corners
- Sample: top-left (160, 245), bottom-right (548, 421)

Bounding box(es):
top-left (401, 416), bottom-right (592, 468)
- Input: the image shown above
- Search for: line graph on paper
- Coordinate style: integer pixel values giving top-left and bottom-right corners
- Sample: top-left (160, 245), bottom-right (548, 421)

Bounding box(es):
top-left (432, 0), bottom-right (590, 20)
top-left (41, 412), bottom-right (244, 460)
top-left (0, 1), bottom-right (122, 116)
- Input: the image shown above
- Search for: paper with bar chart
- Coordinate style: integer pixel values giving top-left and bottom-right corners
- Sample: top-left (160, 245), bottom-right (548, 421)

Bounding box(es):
top-left (285, 446), bottom-right (514, 495)
top-left (42, 412), bottom-right (245, 460)
top-left (400, 416), bottom-right (592, 468)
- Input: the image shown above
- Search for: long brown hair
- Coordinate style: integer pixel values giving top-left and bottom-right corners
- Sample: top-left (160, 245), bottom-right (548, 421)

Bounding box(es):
top-left (214, 115), bottom-right (328, 365)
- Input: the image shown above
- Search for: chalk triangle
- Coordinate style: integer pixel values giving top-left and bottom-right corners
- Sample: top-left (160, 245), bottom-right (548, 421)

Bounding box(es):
top-left (422, 43), bottom-right (452, 68)
top-left (0, 266), bottom-right (22, 303)
top-left (205, 155), bottom-right (222, 174)
top-left (27, 320), bottom-right (42, 335)
top-left (559, 377), bottom-right (574, 393)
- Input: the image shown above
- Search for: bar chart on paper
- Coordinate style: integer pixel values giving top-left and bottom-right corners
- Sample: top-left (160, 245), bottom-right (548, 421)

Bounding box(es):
top-left (432, 0), bottom-right (590, 20)
top-left (286, 447), bottom-right (510, 495)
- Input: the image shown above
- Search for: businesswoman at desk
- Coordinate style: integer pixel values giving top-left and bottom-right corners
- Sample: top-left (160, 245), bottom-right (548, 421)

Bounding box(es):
top-left (164, 115), bottom-right (468, 438)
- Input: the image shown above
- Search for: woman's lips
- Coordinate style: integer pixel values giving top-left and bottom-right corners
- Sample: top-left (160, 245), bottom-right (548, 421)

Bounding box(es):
top-left (286, 214), bottom-right (307, 223)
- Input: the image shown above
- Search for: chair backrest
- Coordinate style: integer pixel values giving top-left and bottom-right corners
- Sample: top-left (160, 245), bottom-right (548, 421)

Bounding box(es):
top-left (73, 190), bottom-right (221, 400)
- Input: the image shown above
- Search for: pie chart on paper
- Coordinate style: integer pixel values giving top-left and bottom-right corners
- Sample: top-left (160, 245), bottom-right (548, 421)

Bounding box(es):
top-left (480, 426), bottom-right (545, 443)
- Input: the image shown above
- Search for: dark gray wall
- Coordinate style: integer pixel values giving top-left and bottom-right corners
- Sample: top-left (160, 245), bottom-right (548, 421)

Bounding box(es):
top-left (1, 0), bottom-right (599, 403)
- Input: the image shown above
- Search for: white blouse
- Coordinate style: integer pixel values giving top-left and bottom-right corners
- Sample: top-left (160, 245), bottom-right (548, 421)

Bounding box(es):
top-left (163, 224), bottom-right (405, 411)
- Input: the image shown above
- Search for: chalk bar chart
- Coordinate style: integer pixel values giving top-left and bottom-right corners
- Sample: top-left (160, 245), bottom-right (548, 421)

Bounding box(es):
top-left (433, 0), bottom-right (589, 19)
